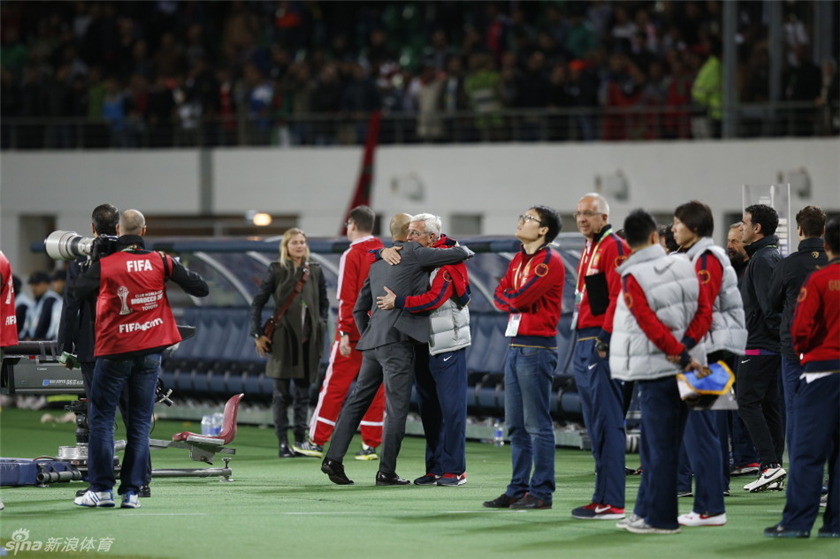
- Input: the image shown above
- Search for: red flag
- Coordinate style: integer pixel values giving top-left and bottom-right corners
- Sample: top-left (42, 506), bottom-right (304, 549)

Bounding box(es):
top-left (341, 110), bottom-right (382, 235)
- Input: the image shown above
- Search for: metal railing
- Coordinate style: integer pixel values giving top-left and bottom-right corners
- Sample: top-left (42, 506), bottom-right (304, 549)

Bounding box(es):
top-left (1, 102), bottom-right (835, 150)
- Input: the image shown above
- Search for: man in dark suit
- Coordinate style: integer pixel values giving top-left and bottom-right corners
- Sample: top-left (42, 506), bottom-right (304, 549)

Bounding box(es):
top-left (322, 213), bottom-right (473, 486)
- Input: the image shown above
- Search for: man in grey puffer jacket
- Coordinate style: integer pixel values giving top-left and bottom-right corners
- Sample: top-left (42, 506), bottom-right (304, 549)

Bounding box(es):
top-left (377, 213), bottom-right (472, 487)
top-left (610, 209), bottom-right (712, 535)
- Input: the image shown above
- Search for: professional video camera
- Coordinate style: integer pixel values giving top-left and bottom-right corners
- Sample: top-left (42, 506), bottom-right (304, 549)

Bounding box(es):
top-left (44, 230), bottom-right (118, 262)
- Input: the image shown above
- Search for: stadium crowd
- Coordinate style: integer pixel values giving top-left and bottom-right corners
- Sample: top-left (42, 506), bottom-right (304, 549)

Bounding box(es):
top-left (1, 1), bottom-right (837, 148)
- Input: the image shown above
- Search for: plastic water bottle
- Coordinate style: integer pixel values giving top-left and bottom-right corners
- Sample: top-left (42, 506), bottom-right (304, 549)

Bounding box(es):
top-left (200, 414), bottom-right (213, 435)
top-left (211, 412), bottom-right (224, 436)
top-left (493, 419), bottom-right (504, 447)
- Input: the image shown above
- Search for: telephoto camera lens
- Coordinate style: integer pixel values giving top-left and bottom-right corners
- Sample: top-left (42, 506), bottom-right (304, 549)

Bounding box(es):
top-left (44, 231), bottom-right (96, 261)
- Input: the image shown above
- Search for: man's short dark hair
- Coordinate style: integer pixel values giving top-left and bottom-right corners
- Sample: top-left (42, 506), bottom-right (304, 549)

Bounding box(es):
top-left (795, 205), bottom-right (826, 238)
top-left (531, 205), bottom-right (562, 243)
top-left (348, 205), bottom-right (375, 233)
top-left (745, 204), bottom-right (779, 236)
top-left (674, 200), bottom-right (714, 238)
top-left (825, 218), bottom-right (840, 254)
top-left (658, 224), bottom-right (679, 252)
top-left (624, 209), bottom-right (658, 248)
top-left (92, 204), bottom-right (119, 236)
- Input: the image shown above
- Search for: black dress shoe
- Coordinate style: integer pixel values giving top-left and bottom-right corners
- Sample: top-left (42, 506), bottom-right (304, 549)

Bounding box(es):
top-left (139, 485), bottom-right (151, 498)
top-left (278, 442), bottom-right (296, 458)
top-left (482, 493), bottom-right (524, 508)
top-left (321, 458), bottom-right (354, 485)
top-left (375, 471), bottom-right (410, 486)
top-left (509, 493), bottom-right (552, 510)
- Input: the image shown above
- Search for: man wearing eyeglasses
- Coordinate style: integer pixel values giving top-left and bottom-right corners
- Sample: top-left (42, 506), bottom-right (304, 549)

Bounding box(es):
top-left (483, 206), bottom-right (564, 510)
top-left (570, 193), bottom-right (631, 521)
top-left (375, 213), bottom-right (472, 487)
top-left (321, 214), bottom-right (473, 486)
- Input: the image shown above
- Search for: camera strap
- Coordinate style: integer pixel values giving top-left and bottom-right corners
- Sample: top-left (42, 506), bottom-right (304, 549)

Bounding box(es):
top-left (158, 252), bottom-right (171, 279)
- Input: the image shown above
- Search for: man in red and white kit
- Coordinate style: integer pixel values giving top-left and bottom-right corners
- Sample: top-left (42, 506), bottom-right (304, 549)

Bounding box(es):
top-left (570, 193), bottom-right (631, 521)
top-left (0, 250), bottom-right (15, 512)
top-left (297, 206), bottom-right (386, 460)
top-left (0, 251), bottom-right (17, 354)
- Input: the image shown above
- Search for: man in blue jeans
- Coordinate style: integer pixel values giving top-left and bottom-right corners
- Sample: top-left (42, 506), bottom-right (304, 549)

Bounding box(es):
top-left (71, 209), bottom-right (208, 508)
top-left (483, 206), bottom-right (565, 510)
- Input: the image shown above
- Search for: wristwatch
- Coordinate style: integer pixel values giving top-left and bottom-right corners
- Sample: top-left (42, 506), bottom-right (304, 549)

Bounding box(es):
top-left (595, 340), bottom-right (609, 354)
top-left (339, 331), bottom-right (349, 338)
top-left (253, 333), bottom-right (261, 340)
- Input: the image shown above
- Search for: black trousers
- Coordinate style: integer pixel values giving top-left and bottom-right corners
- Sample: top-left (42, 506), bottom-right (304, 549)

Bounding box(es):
top-left (272, 377), bottom-right (311, 445)
top-left (735, 354), bottom-right (785, 468)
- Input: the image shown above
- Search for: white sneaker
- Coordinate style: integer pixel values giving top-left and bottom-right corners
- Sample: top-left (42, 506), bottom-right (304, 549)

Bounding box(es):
top-left (616, 513), bottom-right (643, 529)
top-left (743, 466), bottom-right (786, 493)
top-left (121, 492), bottom-right (141, 509)
top-left (678, 511), bottom-right (727, 526)
top-left (767, 479), bottom-right (785, 491)
top-left (74, 490), bottom-right (115, 507)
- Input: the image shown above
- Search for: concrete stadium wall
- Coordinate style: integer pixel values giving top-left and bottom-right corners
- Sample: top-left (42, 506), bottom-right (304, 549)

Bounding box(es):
top-left (2, 138), bottom-right (839, 273)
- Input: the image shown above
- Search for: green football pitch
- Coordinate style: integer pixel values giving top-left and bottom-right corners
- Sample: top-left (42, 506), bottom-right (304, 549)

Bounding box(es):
top-left (0, 409), bottom-right (836, 559)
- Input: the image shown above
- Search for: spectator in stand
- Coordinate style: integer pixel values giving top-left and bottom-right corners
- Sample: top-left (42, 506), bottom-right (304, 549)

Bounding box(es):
top-left (416, 63), bottom-right (445, 142)
top-left (102, 78), bottom-right (129, 147)
top-left (566, 8), bottom-right (599, 59)
top-left (691, 36), bottom-right (722, 138)
top-left (602, 54), bottom-right (638, 140)
top-left (310, 63), bottom-right (342, 145)
top-left (146, 74), bottom-right (175, 147)
top-left (217, 67), bottom-right (238, 146)
top-left (816, 60), bottom-right (839, 136)
top-left (439, 55), bottom-right (470, 143)
top-left (566, 59), bottom-right (599, 141)
top-left (664, 55), bottom-right (694, 139)
top-left (340, 63), bottom-right (381, 145)
top-left (786, 46), bottom-right (822, 137)
top-left (243, 62), bottom-right (274, 145)
top-left (547, 63), bottom-right (572, 140)
top-left (464, 53), bottom-right (503, 141)
top-left (516, 51), bottom-right (551, 141)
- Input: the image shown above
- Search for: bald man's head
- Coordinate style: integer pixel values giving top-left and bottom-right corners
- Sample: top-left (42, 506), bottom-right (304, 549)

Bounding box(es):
top-left (118, 209), bottom-right (146, 236)
top-left (389, 213), bottom-right (412, 241)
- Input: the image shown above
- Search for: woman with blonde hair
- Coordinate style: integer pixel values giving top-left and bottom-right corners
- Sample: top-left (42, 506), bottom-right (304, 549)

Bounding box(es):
top-left (250, 228), bottom-right (328, 457)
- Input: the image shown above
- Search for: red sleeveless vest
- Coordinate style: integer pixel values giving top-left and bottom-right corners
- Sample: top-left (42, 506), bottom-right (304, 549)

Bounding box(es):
top-left (95, 251), bottom-right (181, 357)
top-left (0, 251), bottom-right (17, 348)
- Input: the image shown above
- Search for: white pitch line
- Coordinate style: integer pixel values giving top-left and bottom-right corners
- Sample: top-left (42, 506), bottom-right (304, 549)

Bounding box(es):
top-left (279, 510), bottom-right (513, 516)
top-left (114, 512), bottom-right (207, 518)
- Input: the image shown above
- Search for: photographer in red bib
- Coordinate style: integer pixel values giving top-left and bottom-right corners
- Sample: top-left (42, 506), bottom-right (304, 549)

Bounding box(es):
top-left (71, 209), bottom-right (209, 509)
